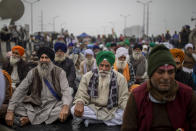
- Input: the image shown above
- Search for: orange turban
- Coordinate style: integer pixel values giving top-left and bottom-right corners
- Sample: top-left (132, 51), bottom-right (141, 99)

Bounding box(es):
top-left (170, 48), bottom-right (184, 63)
top-left (12, 45), bottom-right (25, 56)
top-left (129, 84), bottom-right (140, 92)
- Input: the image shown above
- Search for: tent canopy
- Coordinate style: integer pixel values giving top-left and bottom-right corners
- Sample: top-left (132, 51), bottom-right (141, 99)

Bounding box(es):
top-left (78, 32), bottom-right (90, 38)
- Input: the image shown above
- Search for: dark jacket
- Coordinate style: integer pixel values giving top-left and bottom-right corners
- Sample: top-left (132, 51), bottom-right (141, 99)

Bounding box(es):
top-left (2, 59), bottom-right (29, 87)
top-left (54, 58), bottom-right (76, 91)
top-left (175, 69), bottom-right (195, 90)
top-left (121, 81), bottom-right (196, 131)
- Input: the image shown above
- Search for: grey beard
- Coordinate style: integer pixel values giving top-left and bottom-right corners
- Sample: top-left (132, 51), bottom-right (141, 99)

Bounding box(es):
top-left (99, 70), bottom-right (110, 78)
top-left (116, 59), bottom-right (127, 70)
top-left (54, 54), bottom-right (66, 62)
top-left (10, 56), bottom-right (20, 65)
top-left (85, 59), bottom-right (94, 66)
top-left (37, 61), bottom-right (53, 79)
top-left (132, 51), bottom-right (142, 60)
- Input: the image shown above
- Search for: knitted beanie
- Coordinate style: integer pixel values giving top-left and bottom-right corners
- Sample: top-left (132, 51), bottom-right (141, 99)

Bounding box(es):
top-left (148, 44), bottom-right (176, 77)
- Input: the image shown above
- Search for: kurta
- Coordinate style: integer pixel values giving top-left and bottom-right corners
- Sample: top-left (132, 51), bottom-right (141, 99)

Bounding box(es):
top-left (80, 59), bottom-right (97, 75)
top-left (73, 70), bottom-right (129, 121)
top-left (7, 66), bottom-right (73, 125)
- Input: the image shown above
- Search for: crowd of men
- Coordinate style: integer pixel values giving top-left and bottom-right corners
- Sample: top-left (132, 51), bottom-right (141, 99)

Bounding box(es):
top-left (0, 24), bottom-right (196, 131)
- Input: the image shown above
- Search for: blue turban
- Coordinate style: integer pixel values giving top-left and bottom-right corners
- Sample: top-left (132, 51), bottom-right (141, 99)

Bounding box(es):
top-left (68, 42), bottom-right (74, 47)
top-left (93, 45), bottom-right (100, 50)
top-left (54, 42), bottom-right (67, 53)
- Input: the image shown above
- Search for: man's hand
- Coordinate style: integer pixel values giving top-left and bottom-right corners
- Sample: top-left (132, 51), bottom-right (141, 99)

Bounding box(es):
top-left (74, 101), bottom-right (84, 117)
top-left (5, 111), bottom-right (14, 126)
top-left (59, 105), bottom-right (69, 122)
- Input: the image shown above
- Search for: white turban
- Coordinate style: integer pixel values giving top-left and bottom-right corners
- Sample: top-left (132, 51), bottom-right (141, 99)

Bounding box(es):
top-left (116, 47), bottom-right (129, 58)
top-left (84, 49), bottom-right (94, 56)
top-left (185, 43), bottom-right (193, 50)
top-left (142, 45), bottom-right (148, 49)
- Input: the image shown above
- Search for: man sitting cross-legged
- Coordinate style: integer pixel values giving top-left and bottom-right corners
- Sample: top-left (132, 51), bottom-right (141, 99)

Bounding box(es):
top-left (5, 47), bottom-right (72, 127)
top-left (71, 51), bottom-right (129, 129)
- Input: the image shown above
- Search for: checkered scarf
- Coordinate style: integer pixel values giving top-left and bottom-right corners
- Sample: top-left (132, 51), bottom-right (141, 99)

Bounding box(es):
top-left (88, 69), bottom-right (118, 109)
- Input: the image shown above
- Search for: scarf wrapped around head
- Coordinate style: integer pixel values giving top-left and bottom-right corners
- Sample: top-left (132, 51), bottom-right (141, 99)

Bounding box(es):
top-left (185, 43), bottom-right (193, 50)
top-left (84, 49), bottom-right (94, 57)
top-left (96, 51), bottom-right (115, 66)
top-left (170, 48), bottom-right (184, 63)
top-left (12, 45), bottom-right (25, 56)
top-left (115, 47), bottom-right (128, 58)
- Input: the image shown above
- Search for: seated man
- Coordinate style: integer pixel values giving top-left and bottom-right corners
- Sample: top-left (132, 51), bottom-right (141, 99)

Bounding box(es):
top-left (3, 45), bottom-right (28, 90)
top-left (183, 43), bottom-right (195, 73)
top-left (130, 44), bottom-right (147, 84)
top-left (0, 70), bottom-right (12, 121)
top-left (80, 49), bottom-right (97, 76)
top-left (54, 42), bottom-right (76, 95)
top-left (170, 48), bottom-right (194, 89)
top-left (0, 69), bottom-right (13, 131)
top-left (5, 47), bottom-right (73, 127)
top-left (71, 51), bottom-right (129, 129)
top-left (113, 47), bottom-right (135, 88)
top-left (121, 45), bottom-right (196, 131)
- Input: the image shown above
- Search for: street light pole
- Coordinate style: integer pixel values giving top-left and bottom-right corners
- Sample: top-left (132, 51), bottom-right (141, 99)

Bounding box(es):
top-left (137, 1), bottom-right (146, 37)
top-left (61, 22), bottom-right (67, 29)
top-left (23, 0), bottom-right (40, 34)
top-left (146, 1), bottom-right (152, 38)
top-left (120, 14), bottom-right (130, 36)
top-left (137, 0), bottom-right (152, 38)
top-left (53, 16), bottom-right (59, 32)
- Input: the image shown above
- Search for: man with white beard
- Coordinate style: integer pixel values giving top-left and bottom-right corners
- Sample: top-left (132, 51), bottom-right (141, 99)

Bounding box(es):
top-left (5, 47), bottom-right (72, 127)
top-left (183, 43), bottom-right (196, 73)
top-left (3, 45), bottom-right (28, 90)
top-left (54, 42), bottom-right (76, 95)
top-left (71, 51), bottom-right (129, 129)
top-left (113, 47), bottom-right (135, 88)
top-left (80, 49), bottom-right (97, 76)
top-left (130, 44), bottom-right (147, 84)
top-left (142, 44), bottom-right (149, 58)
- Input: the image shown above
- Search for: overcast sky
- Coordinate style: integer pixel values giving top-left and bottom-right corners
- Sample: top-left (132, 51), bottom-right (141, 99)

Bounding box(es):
top-left (16, 0), bottom-right (196, 36)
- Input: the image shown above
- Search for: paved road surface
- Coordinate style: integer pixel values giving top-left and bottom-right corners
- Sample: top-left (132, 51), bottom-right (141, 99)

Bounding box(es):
top-left (2, 117), bottom-right (121, 131)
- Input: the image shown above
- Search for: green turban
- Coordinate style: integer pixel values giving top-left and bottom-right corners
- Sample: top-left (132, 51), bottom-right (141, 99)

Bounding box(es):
top-left (118, 41), bottom-right (125, 46)
top-left (149, 42), bottom-right (156, 47)
top-left (124, 39), bottom-right (130, 45)
top-left (148, 44), bottom-right (176, 77)
top-left (106, 42), bottom-right (111, 48)
top-left (96, 51), bottom-right (115, 66)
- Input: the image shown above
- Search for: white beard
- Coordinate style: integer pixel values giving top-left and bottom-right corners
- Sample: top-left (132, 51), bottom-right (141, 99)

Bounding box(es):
top-left (99, 70), bottom-right (110, 78)
top-left (54, 54), bottom-right (66, 62)
top-left (85, 58), bottom-right (94, 66)
top-left (10, 56), bottom-right (20, 65)
top-left (37, 61), bottom-right (53, 79)
top-left (116, 59), bottom-right (127, 70)
top-left (132, 51), bottom-right (142, 60)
